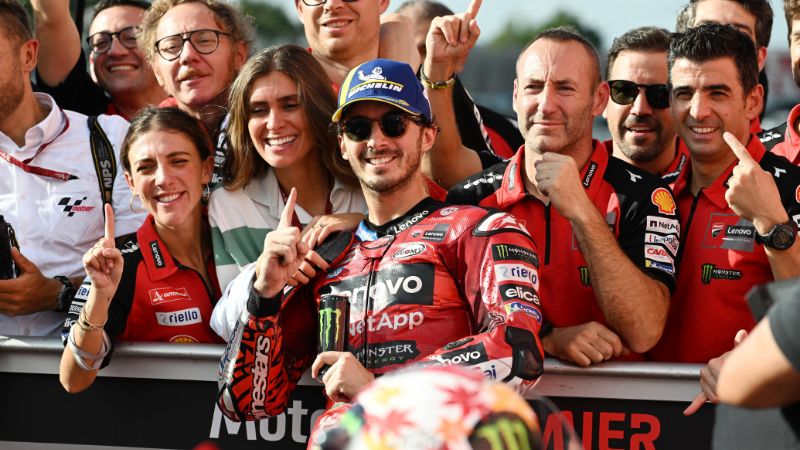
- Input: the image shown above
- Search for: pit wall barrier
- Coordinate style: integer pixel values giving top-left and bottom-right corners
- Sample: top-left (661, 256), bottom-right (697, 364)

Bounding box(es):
top-left (0, 337), bottom-right (713, 450)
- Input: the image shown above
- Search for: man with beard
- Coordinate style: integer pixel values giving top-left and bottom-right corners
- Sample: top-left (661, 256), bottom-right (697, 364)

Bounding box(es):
top-left (448, 27), bottom-right (679, 366)
top-left (216, 59), bottom-right (544, 432)
top-left (138, 0), bottom-right (253, 188)
top-left (0, 0), bottom-right (144, 337)
top-left (32, 0), bottom-right (166, 119)
top-left (603, 27), bottom-right (688, 185)
top-left (759, 0), bottom-right (800, 165)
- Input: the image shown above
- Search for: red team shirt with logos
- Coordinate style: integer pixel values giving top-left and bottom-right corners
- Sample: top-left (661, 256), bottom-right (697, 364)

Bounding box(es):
top-left (63, 215), bottom-right (223, 359)
top-left (447, 141), bottom-right (679, 360)
top-left (649, 137), bottom-right (800, 362)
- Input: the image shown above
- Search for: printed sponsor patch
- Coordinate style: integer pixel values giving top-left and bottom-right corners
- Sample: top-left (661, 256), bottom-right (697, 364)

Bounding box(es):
top-left (645, 244), bottom-right (674, 264)
top-left (582, 161), bottom-right (598, 188)
top-left (645, 233), bottom-right (679, 256)
top-left (499, 284), bottom-right (540, 305)
top-left (170, 335), bottom-right (199, 343)
top-left (150, 240), bottom-right (166, 268)
top-left (700, 264), bottom-right (742, 285)
top-left (439, 207), bottom-right (458, 217)
top-left (578, 266), bottom-right (591, 287)
top-left (431, 342), bottom-right (489, 366)
top-left (703, 214), bottom-right (755, 252)
top-left (148, 287), bottom-right (191, 305)
top-left (503, 301), bottom-right (542, 323)
top-left (491, 244), bottom-right (539, 267)
top-left (645, 259), bottom-right (675, 275)
top-left (474, 212), bottom-right (530, 237)
top-left (651, 187), bottom-right (676, 215)
top-left (320, 263), bottom-right (435, 311)
top-left (392, 243), bottom-right (426, 259)
top-left (422, 224), bottom-right (449, 243)
top-left (155, 307), bottom-right (201, 326)
top-left (645, 216), bottom-right (680, 234)
top-left (57, 197), bottom-right (96, 217)
top-left (494, 263), bottom-right (539, 290)
top-left (354, 340), bottom-right (421, 369)
top-left (462, 172), bottom-right (503, 190)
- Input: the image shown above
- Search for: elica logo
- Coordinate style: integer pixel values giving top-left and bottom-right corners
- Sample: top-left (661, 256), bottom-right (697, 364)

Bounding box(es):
top-left (58, 197), bottom-right (95, 217)
top-left (500, 285), bottom-right (540, 305)
top-left (251, 334), bottom-right (271, 411)
top-left (494, 263), bottom-right (539, 289)
top-left (148, 287), bottom-right (191, 305)
top-left (700, 264), bottom-right (743, 285)
top-left (155, 307), bottom-right (201, 326)
top-left (433, 342), bottom-right (489, 366)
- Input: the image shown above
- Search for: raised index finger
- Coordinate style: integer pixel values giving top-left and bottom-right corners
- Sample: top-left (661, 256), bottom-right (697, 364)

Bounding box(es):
top-left (466, 0), bottom-right (482, 18)
top-left (104, 203), bottom-right (115, 242)
top-left (279, 187), bottom-right (297, 228)
top-left (723, 131), bottom-right (756, 166)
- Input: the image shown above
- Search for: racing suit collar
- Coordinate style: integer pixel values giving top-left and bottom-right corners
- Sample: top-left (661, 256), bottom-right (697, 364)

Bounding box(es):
top-left (362, 197), bottom-right (447, 237)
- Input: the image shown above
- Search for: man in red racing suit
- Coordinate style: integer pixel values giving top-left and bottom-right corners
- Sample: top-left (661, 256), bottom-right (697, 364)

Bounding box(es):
top-left (216, 59), bottom-right (544, 425)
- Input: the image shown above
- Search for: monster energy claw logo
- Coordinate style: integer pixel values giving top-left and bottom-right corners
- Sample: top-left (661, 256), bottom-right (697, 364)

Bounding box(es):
top-left (472, 416), bottom-right (532, 450)
top-left (579, 266), bottom-right (591, 287)
top-left (319, 307), bottom-right (342, 350)
top-left (701, 263), bottom-right (742, 285)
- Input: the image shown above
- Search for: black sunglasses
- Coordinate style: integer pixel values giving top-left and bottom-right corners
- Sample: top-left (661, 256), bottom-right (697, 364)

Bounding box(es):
top-left (339, 113), bottom-right (422, 142)
top-left (608, 80), bottom-right (670, 109)
top-left (86, 26), bottom-right (139, 54)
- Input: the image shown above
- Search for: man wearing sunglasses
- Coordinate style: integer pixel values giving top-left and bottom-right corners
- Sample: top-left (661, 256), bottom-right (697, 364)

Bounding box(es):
top-left (449, 27), bottom-right (678, 367)
top-left (137, 0), bottom-right (252, 189)
top-left (603, 27), bottom-right (687, 184)
top-left (216, 59), bottom-right (544, 426)
top-left (32, 0), bottom-right (166, 119)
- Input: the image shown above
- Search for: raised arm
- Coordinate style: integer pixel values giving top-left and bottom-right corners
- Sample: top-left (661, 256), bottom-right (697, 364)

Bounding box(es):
top-left (379, 13), bottom-right (420, 70)
top-left (31, 0), bottom-right (81, 86)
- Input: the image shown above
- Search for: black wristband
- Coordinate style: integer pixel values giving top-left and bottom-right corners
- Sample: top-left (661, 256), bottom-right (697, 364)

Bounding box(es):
top-left (247, 285), bottom-right (282, 317)
top-left (54, 276), bottom-right (76, 313)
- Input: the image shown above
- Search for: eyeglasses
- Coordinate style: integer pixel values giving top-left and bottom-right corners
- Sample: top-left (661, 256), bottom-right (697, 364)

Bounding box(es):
top-left (608, 80), bottom-right (670, 109)
top-left (154, 29), bottom-right (230, 61)
top-left (86, 26), bottom-right (139, 54)
top-left (301, 0), bottom-right (357, 6)
top-left (339, 113), bottom-right (423, 142)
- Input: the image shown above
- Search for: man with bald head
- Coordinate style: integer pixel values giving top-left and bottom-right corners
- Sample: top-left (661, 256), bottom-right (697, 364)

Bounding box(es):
top-left (448, 27), bottom-right (679, 366)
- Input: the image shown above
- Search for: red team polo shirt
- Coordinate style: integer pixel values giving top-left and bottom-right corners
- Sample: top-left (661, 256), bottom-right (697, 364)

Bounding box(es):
top-left (448, 141), bottom-right (679, 359)
top-left (649, 136), bottom-right (800, 362)
top-left (761, 104), bottom-right (800, 166)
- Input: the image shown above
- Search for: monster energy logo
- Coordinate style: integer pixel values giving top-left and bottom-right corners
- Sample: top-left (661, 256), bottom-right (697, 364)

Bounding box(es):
top-left (319, 307), bottom-right (342, 351)
top-left (701, 264), bottom-right (742, 285)
top-left (473, 416), bottom-right (532, 450)
top-left (491, 244), bottom-right (539, 266)
top-left (579, 266), bottom-right (591, 287)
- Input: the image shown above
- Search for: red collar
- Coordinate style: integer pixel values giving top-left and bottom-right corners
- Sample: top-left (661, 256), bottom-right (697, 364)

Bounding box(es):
top-left (673, 134), bottom-right (767, 209)
top-left (137, 215), bottom-right (181, 281)
top-left (497, 140), bottom-right (608, 208)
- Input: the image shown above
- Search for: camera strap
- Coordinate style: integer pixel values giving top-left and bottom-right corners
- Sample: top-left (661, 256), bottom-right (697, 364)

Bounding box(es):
top-left (87, 116), bottom-right (116, 205)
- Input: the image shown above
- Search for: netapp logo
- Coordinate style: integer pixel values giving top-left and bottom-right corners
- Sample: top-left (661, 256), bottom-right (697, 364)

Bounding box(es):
top-left (320, 264), bottom-right (435, 310)
top-left (350, 311), bottom-right (424, 335)
top-left (646, 216), bottom-right (680, 234)
top-left (155, 307), bottom-right (201, 326)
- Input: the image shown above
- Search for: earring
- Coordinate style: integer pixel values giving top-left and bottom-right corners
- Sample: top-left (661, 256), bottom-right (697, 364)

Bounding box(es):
top-left (202, 184), bottom-right (210, 202)
top-left (129, 193), bottom-right (145, 214)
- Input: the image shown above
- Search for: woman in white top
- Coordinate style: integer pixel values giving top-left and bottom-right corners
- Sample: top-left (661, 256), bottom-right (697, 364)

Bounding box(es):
top-left (209, 45), bottom-right (367, 297)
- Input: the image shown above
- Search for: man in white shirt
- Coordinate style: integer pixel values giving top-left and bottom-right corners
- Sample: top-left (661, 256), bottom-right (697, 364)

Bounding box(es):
top-left (0, 0), bottom-right (144, 337)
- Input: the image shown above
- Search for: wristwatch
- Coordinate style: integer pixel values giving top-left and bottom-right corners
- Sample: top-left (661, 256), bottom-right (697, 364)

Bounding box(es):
top-left (755, 220), bottom-right (799, 250)
top-left (54, 275), bottom-right (76, 312)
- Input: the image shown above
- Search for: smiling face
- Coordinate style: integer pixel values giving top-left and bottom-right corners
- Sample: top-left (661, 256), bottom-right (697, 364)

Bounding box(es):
top-left (124, 129), bottom-right (213, 228)
top-left (296, 0), bottom-right (388, 62)
top-left (604, 50), bottom-right (675, 164)
top-left (151, 2), bottom-right (246, 112)
top-left (246, 71), bottom-right (315, 169)
top-left (669, 56), bottom-right (761, 160)
top-left (89, 5), bottom-right (157, 98)
top-left (513, 38), bottom-right (607, 156)
top-left (337, 101), bottom-right (435, 195)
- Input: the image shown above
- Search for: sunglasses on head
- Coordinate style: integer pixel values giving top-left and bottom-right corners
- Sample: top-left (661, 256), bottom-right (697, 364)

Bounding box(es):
top-left (608, 80), bottom-right (670, 109)
top-left (339, 113), bottom-right (423, 142)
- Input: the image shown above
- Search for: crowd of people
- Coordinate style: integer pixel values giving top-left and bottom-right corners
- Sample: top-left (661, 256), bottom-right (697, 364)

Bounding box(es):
top-left (2, 0), bottom-right (800, 447)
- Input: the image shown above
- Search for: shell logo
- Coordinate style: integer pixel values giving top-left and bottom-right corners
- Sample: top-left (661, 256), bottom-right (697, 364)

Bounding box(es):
top-left (170, 335), bottom-right (199, 344)
top-left (651, 188), bottom-right (676, 215)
